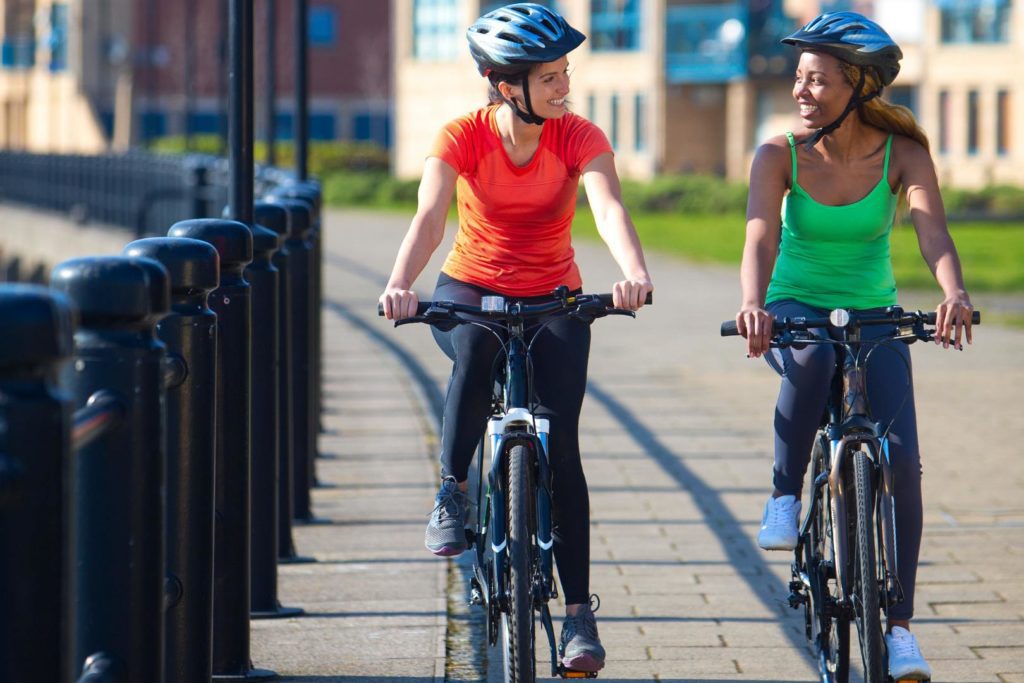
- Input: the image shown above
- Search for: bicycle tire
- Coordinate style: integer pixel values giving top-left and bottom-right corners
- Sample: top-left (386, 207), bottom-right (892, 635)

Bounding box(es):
top-left (808, 436), bottom-right (850, 681)
top-left (853, 450), bottom-right (885, 682)
top-left (502, 444), bottom-right (536, 682)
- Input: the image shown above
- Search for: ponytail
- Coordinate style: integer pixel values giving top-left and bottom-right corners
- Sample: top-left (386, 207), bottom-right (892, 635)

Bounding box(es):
top-left (840, 61), bottom-right (930, 153)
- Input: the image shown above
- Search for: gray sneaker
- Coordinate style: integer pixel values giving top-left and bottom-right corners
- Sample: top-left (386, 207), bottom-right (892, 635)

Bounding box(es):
top-left (424, 477), bottom-right (469, 557)
top-left (559, 595), bottom-right (605, 672)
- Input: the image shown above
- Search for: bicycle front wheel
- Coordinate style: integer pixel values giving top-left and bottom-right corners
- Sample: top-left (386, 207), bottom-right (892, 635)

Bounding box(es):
top-left (502, 444), bottom-right (536, 682)
top-left (853, 450), bottom-right (884, 682)
top-left (808, 436), bottom-right (849, 681)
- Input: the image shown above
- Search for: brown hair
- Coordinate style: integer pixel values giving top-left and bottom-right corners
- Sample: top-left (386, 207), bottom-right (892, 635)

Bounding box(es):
top-left (839, 61), bottom-right (930, 153)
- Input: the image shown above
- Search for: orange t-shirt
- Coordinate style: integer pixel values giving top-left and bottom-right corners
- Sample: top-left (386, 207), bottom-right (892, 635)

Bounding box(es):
top-left (431, 105), bottom-right (612, 296)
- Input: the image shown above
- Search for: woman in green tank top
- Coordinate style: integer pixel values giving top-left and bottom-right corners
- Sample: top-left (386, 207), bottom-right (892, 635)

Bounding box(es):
top-left (732, 12), bottom-right (974, 681)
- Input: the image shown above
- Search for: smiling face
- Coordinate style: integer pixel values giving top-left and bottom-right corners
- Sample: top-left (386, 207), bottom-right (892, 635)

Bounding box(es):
top-left (792, 50), bottom-right (855, 129)
top-left (500, 55), bottom-right (572, 120)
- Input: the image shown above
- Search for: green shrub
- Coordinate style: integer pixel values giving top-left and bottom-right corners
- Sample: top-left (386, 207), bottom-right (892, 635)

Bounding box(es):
top-left (149, 135), bottom-right (389, 176)
top-left (612, 175), bottom-right (748, 214)
top-left (322, 172), bottom-right (420, 208)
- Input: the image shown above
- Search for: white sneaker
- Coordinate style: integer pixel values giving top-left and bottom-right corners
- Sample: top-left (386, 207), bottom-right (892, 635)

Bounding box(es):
top-left (886, 626), bottom-right (932, 680)
top-left (756, 495), bottom-right (801, 550)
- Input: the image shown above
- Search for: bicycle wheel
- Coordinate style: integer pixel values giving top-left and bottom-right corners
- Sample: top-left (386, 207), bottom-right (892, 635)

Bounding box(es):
top-left (807, 436), bottom-right (850, 681)
top-left (501, 444), bottom-right (536, 682)
top-left (853, 450), bottom-right (884, 682)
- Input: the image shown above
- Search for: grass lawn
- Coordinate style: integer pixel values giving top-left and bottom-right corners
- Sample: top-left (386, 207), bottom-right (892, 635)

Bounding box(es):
top-left (572, 209), bottom-right (1024, 294)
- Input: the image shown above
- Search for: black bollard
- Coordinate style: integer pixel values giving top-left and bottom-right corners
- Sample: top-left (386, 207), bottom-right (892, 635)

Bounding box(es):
top-left (245, 215), bottom-right (303, 619)
top-left (51, 256), bottom-right (170, 683)
top-left (123, 237), bottom-right (220, 683)
top-left (262, 195), bottom-right (317, 523)
top-left (0, 285), bottom-right (76, 683)
top-left (274, 183), bottom-right (323, 447)
top-left (166, 219), bottom-right (264, 680)
top-left (253, 201), bottom-right (314, 564)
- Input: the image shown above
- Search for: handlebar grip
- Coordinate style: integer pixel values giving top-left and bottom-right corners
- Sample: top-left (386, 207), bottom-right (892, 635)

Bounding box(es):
top-left (597, 292), bottom-right (653, 307)
top-left (377, 301), bottom-right (432, 317)
top-left (922, 311), bottom-right (981, 325)
top-left (720, 320), bottom-right (739, 336)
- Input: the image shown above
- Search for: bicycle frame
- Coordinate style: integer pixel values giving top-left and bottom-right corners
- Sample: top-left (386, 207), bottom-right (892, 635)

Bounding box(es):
top-left (813, 320), bottom-right (900, 607)
top-left (468, 302), bottom-right (566, 678)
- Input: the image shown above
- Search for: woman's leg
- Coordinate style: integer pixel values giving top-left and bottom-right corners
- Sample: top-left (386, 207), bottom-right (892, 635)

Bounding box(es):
top-left (764, 300), bottom-right (837, 497)
top-left (859, 323), bottom-right (922, 625)
top-left (430, 275), bottom-right (504, 482)
top-left (527, 315), bottom-right (592, 607)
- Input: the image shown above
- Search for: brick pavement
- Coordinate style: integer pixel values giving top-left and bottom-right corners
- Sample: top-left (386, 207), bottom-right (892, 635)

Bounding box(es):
top-left (300, 208), bottom-right (1023, 683)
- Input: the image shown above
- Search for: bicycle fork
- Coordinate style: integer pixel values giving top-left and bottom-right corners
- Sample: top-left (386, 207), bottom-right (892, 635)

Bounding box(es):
top-left (475, 415), bottom-right (585, 677)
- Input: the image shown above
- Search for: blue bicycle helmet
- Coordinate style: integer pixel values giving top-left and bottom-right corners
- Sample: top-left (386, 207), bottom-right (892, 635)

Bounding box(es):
top-left (782, 12), bottom-right (903, 149)
top-left (467, 3), bottom-right (585, 76)
top-left (782, 11), bottom-right (902, 86)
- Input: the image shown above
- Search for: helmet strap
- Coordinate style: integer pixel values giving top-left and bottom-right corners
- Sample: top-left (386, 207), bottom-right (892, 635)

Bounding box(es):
top-left (802, 67), bottom-right (883, 151)
top-left (504, 73), bottom-right (546, 126)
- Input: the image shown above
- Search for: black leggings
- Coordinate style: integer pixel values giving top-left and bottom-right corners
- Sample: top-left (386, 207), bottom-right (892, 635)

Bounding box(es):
top-left (431, 273), bottom-right (593, 605)
top-left (765, 300), bottom-right (922, 621)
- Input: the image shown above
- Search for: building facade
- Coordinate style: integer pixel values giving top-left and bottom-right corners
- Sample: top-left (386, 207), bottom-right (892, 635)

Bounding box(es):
top-left (393, 0), bottom-right (1023, 188)
top-left (0, 0), bottom-right (393, 153)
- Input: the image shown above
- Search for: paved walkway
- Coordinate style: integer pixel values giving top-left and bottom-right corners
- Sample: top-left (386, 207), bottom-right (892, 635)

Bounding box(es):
top-left (3, 204), bottom-right (1022, 681)
top-left (251, 208), bottom-right (1024, 682)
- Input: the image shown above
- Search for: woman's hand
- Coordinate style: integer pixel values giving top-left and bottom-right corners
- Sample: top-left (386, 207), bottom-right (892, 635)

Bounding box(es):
top-left (379, 288), bottom-right (420, 320)
top-left (736, 305), bottom-right (774, 358)
top-left (612, 278), bottom-right (653, 311)
top-left (934, 291), bottom-right (973, 350)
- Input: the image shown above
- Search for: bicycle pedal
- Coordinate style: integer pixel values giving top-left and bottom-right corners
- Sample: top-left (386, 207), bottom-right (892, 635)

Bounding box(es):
top-left (558, 668), bottom-right (598, 679)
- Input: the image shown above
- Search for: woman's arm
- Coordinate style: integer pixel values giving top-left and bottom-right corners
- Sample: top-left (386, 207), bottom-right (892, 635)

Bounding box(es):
top-left (899, 138), bottom-right (973, 348)
top-left (737, 140), bottom-right (788, 358)
top-left (581, 152), bottom-right (653, 310)
top-left (379, 157), bottom-right (458, 319)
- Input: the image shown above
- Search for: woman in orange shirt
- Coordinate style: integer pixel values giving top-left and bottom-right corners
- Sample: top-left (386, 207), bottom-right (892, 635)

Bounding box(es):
top-left (378, 3), bottom-right (652, 673)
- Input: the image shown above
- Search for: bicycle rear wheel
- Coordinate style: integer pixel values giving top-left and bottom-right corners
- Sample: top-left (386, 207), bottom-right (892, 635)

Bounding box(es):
top-left (502, 444), bottom-right (536, 682)
top-left (807, 436), bottom-right (849, 681)
top-left (853, 450), bottom-right (884, 682)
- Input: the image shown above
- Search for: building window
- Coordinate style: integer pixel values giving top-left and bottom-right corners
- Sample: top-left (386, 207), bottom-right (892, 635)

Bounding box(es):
top-left (310, 113), bottom-right (337, 140)
top-left (967, 90), bottom-right (979, 155)
top-left (938, 90), bottom-right (950, 155)
top-left (664, 3), bottom-right (746, 84)
top-left (887, 85), bottom-right (918, 116)
top-left (140, 111), bottom-right (167, 141)
top-left (634, 93), bottom-right (646, 151)
top-left (274, 112), bottom-right (336, 140)
top-left (188, 112), bottom-right (223, 135)
top-left (609, 93), bottom-right (619, 150)
top-left (939, 0), bottom-right (1011, 44)
top-left (354, 111), bottom-right (392, 148)
top-left (591, 0), bottom-right (641, 52)
top-left (49, 4), bottom-right (69, 71)
top-left (997, 90), bottom-right (1010, 156)
top-left (414, 0), bottom-right (459, 61)
top-left (309, 6), bottom-right (338, 46)
top-left (1, 37), bottom-right (35, 69)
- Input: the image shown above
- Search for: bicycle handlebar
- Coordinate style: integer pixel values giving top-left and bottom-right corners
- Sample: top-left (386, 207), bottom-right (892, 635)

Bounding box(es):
top-left (720, 307), bottom-right (981, 338)
top-left (378, 291), bottom-right (652, 319)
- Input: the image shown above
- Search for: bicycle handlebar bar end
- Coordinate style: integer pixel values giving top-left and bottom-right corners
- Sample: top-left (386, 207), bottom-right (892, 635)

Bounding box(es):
top-left (720, 320), bottom-right (739, 337)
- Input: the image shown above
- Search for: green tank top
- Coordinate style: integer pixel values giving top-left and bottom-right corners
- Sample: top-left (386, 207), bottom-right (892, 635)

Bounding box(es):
top-left (766, 132), bottom-right (898, 310)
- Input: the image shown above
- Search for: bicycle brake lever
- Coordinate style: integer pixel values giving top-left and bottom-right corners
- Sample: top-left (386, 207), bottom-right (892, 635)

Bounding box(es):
top-left (394, 316), bottom-right (428, 327)
top-left (605, 309), bottom-right (637, 318)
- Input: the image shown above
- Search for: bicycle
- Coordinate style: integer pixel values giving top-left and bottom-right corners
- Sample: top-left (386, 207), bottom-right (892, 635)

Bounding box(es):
top-left (722, 305), bottom-right (979, 683)
top-left (381, 286), bottom-right (648, 681)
